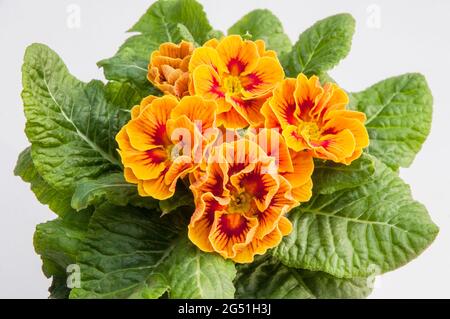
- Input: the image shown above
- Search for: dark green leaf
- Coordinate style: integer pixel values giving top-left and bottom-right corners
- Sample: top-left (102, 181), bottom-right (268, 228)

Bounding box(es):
top-left (99, 0), bottom-right (213, 90)
top-left (22, 44), bottom-right (128, 191)
top-left (70, 204), bottom-right (236, 299)
top-left (350, 73), bottom-right (433, 169)
top-left (284, 13), bottom-right (355, 77)
top-left (228, 9), bottom-right (291, 56)
top-left (273, 156), bottom-right (438, 278)
top-left (71, 172), bottom-right (159, 211)
top-left (15, 147), bottom-right (74, 217)
top-left (235, 256), bottom-right (372, 299)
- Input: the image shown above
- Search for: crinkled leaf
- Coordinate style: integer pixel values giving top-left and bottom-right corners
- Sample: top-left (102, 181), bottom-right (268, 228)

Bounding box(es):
top-left (34, 210), bottom-right (92, 298)
top-left (99, 0), bottom-right (213, 90)
top-left (22, 44), bottom-right (129, 191)
top-left (312, 154), bottom-right (375, 195)
top-left (14, 147), bottom-right (74, 217)
top-left (273, 156), bottom-right (438, 278)
top-left (228, 9), bottom-right (291, 56)
top-left (284, 13), bottom-right (355, 77)
top-left (235, 256), bottom-right (372, 299)
top-left (70, 204), bottom-right (236, 299)
top-left (349, 73), bottom-right (433, 169)
top-left (71, 172), bottom-right (159, 211)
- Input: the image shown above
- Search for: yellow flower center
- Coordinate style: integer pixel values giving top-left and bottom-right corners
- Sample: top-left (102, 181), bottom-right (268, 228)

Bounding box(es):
top-left (298, 121), bottom-right (321, 141)
top-left (228, 192), bottom-right (252, 214)
top-left (224, 76), bottom-right (243, 95)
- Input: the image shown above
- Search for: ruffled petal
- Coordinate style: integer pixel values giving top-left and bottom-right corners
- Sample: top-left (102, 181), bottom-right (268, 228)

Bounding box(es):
top-left (216, 35), bottom-right (259, 76)
top-left (240, 57), bottom-right (284, 97)
top-left (188, 46), bottom-right (227, 75)
top-left (270, 79), bottom-right (301, 128)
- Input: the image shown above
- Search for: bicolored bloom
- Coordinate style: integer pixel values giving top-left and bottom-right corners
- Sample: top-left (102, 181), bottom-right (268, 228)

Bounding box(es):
top-left (246, 128), bottom-right (314, 203)
top-left (189, 35), bottom-right (285, 129)
top-left (148, 41), bottom-right (194, 98)
top-left (116, 95), bottom-right (218, 200)
top-left (188, 139), bottom-right (297, 263)
top-left (262, 74), bottom-right (369, 164)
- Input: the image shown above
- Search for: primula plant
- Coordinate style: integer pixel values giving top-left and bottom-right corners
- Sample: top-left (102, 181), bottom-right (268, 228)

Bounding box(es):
top-left (16, 0), bottom-right (438, 299)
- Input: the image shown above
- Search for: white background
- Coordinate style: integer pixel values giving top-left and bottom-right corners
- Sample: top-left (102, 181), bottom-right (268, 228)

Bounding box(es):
top-left (1, 0), bottom-right (449, 298)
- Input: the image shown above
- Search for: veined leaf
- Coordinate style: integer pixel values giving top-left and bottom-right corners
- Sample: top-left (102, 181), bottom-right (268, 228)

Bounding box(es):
top-left (272, 156), bottom-right (438, 278)
top-left (228, 9), bottom-right (292, 56)
top-left (71, 172), bottom-right (158, 211)
top-left (235, 256), bottom-right (372, 299)
top-left (349, 73), bottom-right (433, 169)
top-left (22, 44), bottom-right (127, 191)
top-left (70, 204), bottom-right (235, 299)
top-left (312, 154), bottom-right (375, 195)
top-left (98, 0), bottom-right (213, 90)
top-left (34, 210), bottom-right (92, 298)
top-left (14, 147), bottom-right (74, 217)
top-left (284, 13), bottom-right (355, 77)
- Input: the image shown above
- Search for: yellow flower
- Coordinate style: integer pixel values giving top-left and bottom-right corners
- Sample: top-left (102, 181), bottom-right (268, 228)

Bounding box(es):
top-left (262, 74), bottom-right (369, 164)
top-left (189, 35), bottom-right (284, 129)
top-left (116, 95), bottom-right (218, 199)
top-left (188, 139), bottom-right (297, 263)
top-left (148, 41), bottom-right (194, 98)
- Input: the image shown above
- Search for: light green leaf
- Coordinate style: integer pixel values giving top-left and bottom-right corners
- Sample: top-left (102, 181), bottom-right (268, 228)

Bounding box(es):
top-left (15, 147), bottom-right (74, 217)
top-left (99, 0), bottom-right (213, 90)
top-left (312, 154), bottom-right (375, 195)
top-left (70, 204), bottom-right (235, 299)
top-left (273, 156), bottom-right (438, 278)
top-left (71, 172), bottom-right (158, 211)
top-left (22, 43), bottom-right (126, 191)
top-left (349, 73), bottom-right (433, 169)
top-left (235, 256), bottom-right (372, 299)
top-left (34, 210), bottom-right (92, 298)
top-left (228, 9), bottom-right (292, 56)
top-left (284, 13), bottom-right (355, 77)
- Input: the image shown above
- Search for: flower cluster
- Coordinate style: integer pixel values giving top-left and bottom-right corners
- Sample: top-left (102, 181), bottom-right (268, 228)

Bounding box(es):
top-left (116, 35), bottom-right (369, 263)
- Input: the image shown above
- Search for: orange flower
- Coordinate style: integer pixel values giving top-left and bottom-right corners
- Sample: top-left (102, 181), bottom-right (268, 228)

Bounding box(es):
top-left (148, 41), bottom-right (194, 98)
top-left (188, 139), bottom-right (297, 263)
top-left (116, 95), bottom-right (218, 200)
top-left (189, 35), bottom-right (285, 129)
top-left (246, 128), bottom-right (314, 203)
top-left (262, 74), bottom-right (369, 164)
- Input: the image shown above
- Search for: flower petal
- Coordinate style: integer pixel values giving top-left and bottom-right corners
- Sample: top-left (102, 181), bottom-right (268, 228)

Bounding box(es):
top-left (270, 78), bottom-right (301, 128)
top-left (141, 174), bottom-right (172, 200)
top-left (226, 95), bottom-right (265, 128)
top-left (192, 65), bottom-right (227, 101)
top-left (188, 193), bottom-right (224, 252)
top-left (208, 211), bottom-right (258, 260)
top-left (189, 46), bottom-right (227, 75)
top-left (252, 128), bottom-right (294, 173)
top-left (216, 35), bottom-right (259, 76)
top-left (240, 57), bottom-right (284, 97)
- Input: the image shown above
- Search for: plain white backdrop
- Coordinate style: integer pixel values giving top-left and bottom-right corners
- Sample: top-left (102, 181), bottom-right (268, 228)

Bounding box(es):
top-left (1, 0), bottom-right (449, 299)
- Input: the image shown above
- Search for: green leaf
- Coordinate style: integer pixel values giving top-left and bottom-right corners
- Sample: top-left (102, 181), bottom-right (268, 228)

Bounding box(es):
top-left (272, 156), bottom-right (438, 278)
top-left (71, 172), bottom-right (159, 211)
top-left (349, 73), bottom-right (433, 169)
top-left (159, 186), bottom-right (194, 216)
top-left (235, 256), bottom-right (372, 299)
top-left (15, 147), bottom-right (74, 217)
top-left (34, 210), bottom-right (92, 298)
top-left (228, 9), bottom-right (292, 56)
top-left (70, 204), bottom-right (236, 299)
top-left (99, 0), bottom-right (213, 90)
top-left (284, 13), bottom-right (355, 77)
top-left (22, 43), bottom-right (127, 191)
top-left (312, 154), bottom-right (375, 195)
